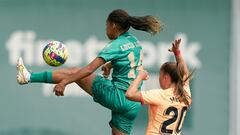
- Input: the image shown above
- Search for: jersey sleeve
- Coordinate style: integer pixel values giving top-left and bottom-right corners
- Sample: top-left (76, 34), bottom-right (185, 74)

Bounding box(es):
top-left (140, 89), bottom-right (163, 105)
top-left (98, 42), bottom-right (121, 62)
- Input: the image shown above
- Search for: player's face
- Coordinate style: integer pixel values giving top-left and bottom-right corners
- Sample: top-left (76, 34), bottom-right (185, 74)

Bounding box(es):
top-left (106, 21), bottom-right (116, 40)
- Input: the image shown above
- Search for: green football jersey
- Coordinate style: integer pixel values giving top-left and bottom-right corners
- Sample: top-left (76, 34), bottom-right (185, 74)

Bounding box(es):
top-left (98, 32), bottom-right (143, 90)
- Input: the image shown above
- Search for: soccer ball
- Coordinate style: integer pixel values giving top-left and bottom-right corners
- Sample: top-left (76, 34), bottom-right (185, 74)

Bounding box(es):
top-left (42, 41), bottom-right (68, 67)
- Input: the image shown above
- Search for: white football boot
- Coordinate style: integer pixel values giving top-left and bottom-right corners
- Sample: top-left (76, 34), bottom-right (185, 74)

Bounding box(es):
top-left (16, 57), bottom-right (30, 85)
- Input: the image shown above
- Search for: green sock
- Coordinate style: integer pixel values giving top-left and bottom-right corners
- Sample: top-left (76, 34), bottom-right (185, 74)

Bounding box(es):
top-left (30, 71), bottom-right (54, 83)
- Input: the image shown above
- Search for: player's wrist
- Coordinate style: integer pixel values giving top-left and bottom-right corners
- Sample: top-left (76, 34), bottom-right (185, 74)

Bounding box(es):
top-left (174, 49), bottom-right (181, 57)
top-left (62, 79), bottom-right (70, 86)
top-left (136, 75), bottom-right (143, 81)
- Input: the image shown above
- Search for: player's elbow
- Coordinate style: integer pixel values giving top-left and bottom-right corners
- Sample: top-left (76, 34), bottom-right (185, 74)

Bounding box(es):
top-left (125, 91), bottom-right (134, 100)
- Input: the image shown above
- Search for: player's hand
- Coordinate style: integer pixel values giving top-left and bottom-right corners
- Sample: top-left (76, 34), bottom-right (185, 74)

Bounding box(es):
top-left (53, 82), bottom-right (66, 96)
top-left (168, 38), bottom-right (181, 52)
top-left (138, 70), bottom-right (149, 80)
top-left (102, 64), bottom-right (111, 78)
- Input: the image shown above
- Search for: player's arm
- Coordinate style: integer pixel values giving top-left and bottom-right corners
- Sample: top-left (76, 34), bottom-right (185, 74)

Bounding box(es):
top-left (65, 57), bottom-right (105, 84)
top-left (54, 57), bottom-right (105, 96)
top-left (169, 39), bottom-right (189, 84)
top-left (125, 70), bottom-right (149, 102)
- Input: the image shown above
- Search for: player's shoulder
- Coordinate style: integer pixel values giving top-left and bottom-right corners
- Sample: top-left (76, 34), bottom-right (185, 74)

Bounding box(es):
top-left (141, 89), bottom-right (163, 96)
top-left (110, 32), bottom-right (140, 52)
top-left (108, 37), bottom-right (127, 50)
top-left (183, 84), bottom-right (191, 97)
top-left (103, 39), bottom-right (121, 51)
top-left (117, 32), bottom-right (138, 42)
top-left (144, 88), bottom-right (162, 92)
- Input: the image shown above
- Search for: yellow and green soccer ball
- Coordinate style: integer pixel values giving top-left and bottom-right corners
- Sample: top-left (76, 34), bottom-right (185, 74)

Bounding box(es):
top-left (42, 41), bottom-right (68, 67)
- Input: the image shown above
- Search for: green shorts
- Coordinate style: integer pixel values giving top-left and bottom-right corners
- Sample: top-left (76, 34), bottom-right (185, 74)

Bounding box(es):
top-left (92, 75), bottom-right (141, 134)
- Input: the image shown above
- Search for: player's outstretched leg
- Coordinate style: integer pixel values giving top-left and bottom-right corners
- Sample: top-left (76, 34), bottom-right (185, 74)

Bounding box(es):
top-left (16, 57), bottom-right (80, 85)
top-left (16, 57), bottom-right (95, 96)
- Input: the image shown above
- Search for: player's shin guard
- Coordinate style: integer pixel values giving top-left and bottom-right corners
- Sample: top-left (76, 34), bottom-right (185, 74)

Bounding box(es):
top-left (30, 71), bottom-right (54, 83)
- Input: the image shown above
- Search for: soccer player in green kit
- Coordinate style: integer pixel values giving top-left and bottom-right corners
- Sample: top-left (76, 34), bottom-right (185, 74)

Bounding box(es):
top-left (16, 9), bottom-right (163, 135)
